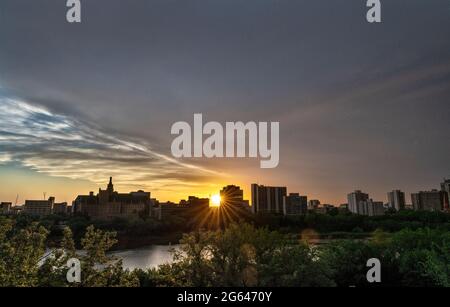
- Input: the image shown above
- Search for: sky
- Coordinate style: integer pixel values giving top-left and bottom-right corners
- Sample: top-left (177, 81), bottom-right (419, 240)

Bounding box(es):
top-left (0, 0), bottom-right (449, 205)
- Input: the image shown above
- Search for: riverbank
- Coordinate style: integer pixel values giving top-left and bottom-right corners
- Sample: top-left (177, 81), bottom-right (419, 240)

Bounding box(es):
top-left (112, 230), bottom-right (372, 250)
top-left (114, 231), bottom-right (183, 250)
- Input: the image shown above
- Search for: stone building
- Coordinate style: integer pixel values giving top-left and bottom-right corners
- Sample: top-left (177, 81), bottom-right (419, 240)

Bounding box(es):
top-left (73, 177), bottom-right (154, 220)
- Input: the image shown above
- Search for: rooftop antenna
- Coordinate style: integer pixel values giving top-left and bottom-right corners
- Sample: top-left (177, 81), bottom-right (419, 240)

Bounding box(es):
top-left (43, 192), bottom-right (47, 200)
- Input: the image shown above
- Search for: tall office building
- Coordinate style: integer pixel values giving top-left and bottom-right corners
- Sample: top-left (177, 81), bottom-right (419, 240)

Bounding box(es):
top-left (283, 193), bottom-right (307, 215)
top-left (364, 199), bottom-right (385, 216)
top-left (349, 198), bottom-right (384, 216)
top-left (347, 190), bottom-right (369, 214)
top-left (411, 190), bottom-right (445, 211)
top-left (251, 184), bottom-right (287, 214)
top-left (387, 190), bottom-right (406, 211)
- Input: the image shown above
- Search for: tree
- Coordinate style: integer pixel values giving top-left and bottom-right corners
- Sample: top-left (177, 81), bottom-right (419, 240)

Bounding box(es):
top-left (152, 223), bottom-right (334, 287)
top-left (0, 217), bottom-right (48, 286)
top-left (40, 225), bottom-right (139, 287)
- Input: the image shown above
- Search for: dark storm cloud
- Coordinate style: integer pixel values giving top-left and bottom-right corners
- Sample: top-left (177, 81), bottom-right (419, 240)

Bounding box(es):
top-left (0, 0), bottom-right (449, 202)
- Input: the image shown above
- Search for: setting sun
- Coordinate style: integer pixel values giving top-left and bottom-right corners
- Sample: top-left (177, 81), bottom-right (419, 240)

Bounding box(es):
top-left (211, 194), bottom-right (221, 207)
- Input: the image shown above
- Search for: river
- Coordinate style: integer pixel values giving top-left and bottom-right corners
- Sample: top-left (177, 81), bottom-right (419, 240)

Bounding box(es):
top-left (46, 238), bottom-right (344, 271)
top-left (109, 239), bottom-right (341, 270)
top-left (109, 245), bottom-right (180, 270)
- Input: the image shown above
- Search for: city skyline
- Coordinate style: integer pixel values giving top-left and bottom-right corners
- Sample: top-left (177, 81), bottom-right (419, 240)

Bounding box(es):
top-left (1, 0), bottom-right (450, 205)
top-left (2, 177), bottom-right (448, 224)
top-left (1, 175), bottom-right (449, 208)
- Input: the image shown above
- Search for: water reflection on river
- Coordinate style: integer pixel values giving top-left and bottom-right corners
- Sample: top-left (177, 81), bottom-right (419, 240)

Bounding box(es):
top-left (110, 240), bottom-right (341, 271)
top-left (110, 245), bottom-right (180, 270)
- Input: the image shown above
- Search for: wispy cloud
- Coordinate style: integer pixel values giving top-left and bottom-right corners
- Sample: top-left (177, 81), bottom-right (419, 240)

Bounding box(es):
top-left (0, 153), bottom-right (12, 164)
top-left (0, 96), bottom-right (222, 192)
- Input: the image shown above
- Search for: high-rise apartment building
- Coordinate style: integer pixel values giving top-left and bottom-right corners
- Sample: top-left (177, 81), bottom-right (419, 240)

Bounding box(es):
top-left (351, 198), bottom-right (385, 216)
top-left (411, 190), bottom-right (445, 211)
top-left (347, 190), bottom-right (369, 214)
top-left (387, 190), bottom-right (406, 211)
top-left (251, 184), bottom-right (287, 214)
top-left (440, 178), bottom-right (450, 210)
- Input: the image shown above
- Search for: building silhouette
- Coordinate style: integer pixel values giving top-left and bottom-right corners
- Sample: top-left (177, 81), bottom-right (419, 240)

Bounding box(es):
top-left (283, 193), bottom-right (307, 215)
top-left (307, 199), bottom-right (320, 210)
top-left (360, 199), bottom-right (385, 216)
top-left (219, 185), bottom-right (250, 211)
top-left (441, 178), bottom-right (450, 210)
top-left (347, 190), bottom-right (384, 216)
top-left (23, 197), bottom-right (55, 216)
top-left (411, 190), bottom-right (446, 211)
top-left (0, 202), bottom-right (12, 214)
top-left (154, 201), bottom-right (187, 220)
top-left (154, 196), bottom-right (210, 220)
top-left (73, 177), bottom-right (154, 220)
top-left (186, 196), bottom-right (209, 208)
top-left (53, 202), bottom-right (69, 215)
top-left (387, 190), bottom-right (406, 211)
top-left (347, 190), bottom-right (369, 215)
top-left (251, 184), bottom-right (287, 214)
